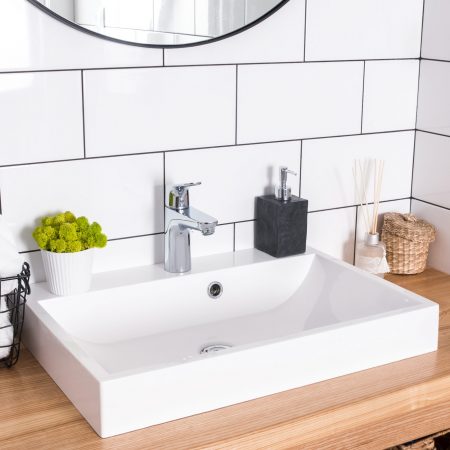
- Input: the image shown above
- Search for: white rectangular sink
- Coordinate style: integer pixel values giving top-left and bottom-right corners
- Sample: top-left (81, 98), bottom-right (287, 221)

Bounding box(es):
top-left (23, 248), bottom-right (439, 438)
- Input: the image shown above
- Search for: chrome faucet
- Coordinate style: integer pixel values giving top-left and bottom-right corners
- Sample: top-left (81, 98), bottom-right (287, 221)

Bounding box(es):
top-left (164, 182), bottom-right (218, 273)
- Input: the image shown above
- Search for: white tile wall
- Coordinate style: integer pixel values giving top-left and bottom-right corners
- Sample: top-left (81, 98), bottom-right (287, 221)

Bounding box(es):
top-left (234, 221), bottom-right (255, 251)
top-left (93, 235), bottom-right (164, 274)
top-left (237, 62), bottom-right (363, 144)
top-left (84, 66), bottom-right (236, 156)
top-left (0, 71), bottom-right (84, 166)
top-left (356, 199), bottom-right (411, 242)
top-left (0, 2), bottom-right (162, 72)
top-left (190, 224), bottom-right (234, 257)
top-left (413, 132), bottom-right (450, 209)
top-left (411, 200), bottom-right (450, 274)
top-left (0, 0), bottom-right (426, 278)
top-left (301, 132), bottom-right (414, 212)
top-left (0, 153), bottom-right (164, 251)
top-left (307, 207), bottom-right (357, 264)
top-left (362, 60), bottom-right (419, 133)
top-left (417, 60), bottom-right (450, 136)
top-left (164, 0), bottom-right (305, 65)
top-left (421, 0), bottom-right (450, 62)
top-left (305, 0), bottom-right (423, 61)
top-left (165, 141), bottom-right (301, 224)
top-left (414, 2), bottom-right (450, 274)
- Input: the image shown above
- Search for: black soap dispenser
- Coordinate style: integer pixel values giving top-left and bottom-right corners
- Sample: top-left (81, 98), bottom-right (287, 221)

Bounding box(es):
top-left (255, 167), bottom-right (308, 257)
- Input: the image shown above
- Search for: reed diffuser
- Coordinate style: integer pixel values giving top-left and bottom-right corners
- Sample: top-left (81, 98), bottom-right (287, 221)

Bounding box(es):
top-left (353, 159), bottom-right (390, 277)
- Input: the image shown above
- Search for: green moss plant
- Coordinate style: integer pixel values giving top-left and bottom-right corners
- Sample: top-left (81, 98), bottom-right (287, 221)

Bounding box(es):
top-left (33, 211), bottom-right (107, 253)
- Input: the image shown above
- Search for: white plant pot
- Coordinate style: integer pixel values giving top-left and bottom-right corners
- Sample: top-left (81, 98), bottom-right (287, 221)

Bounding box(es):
top-left (41, 249), bottom-right (94, 296)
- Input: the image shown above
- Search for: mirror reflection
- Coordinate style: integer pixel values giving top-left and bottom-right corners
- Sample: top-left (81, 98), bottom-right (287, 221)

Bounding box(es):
top-left (33, 0), bottom-right (284, 46)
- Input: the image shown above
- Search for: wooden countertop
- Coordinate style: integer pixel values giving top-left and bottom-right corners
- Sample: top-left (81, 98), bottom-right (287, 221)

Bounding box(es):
top-left (1, 269), bottom-right (449, 450)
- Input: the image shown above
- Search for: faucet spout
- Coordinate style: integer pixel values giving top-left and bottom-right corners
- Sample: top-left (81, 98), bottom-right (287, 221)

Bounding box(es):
top-left (164, 197), bottom-right (218, 273)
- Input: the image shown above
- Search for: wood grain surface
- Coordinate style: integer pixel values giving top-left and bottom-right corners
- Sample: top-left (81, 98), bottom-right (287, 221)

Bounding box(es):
top-left (0, 269), bottom-right (449, 450)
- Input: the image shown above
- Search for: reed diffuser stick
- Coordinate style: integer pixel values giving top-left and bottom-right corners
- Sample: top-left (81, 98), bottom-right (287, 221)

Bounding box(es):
top-left (353, 159), bottom-right (385, 236)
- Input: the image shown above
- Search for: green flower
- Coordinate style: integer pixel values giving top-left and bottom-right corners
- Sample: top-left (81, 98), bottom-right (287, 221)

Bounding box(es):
top-left (49, 239), bottom-right (67, 253)
top-left (42, 226), bottom-right (56, 239)
top-left (76, 216), bottom-right (89, 231)
top-left (41, 216), bottom-right (54, 226)
top-left (32, 227), bottom-right (49, 250)
top-left (59, 223), bottom-right (78, 241)
top-left (64, 211), bottom-right (76, 223)
top-left (90, 222), bottom-right (102, 234)
top-left (53, 213), bottom-right (67, 225)
top-left (67, 240), bottom-right (82, 253)
top-left (96, 233), bottom-right (107, 248)
top-left (32, 211), bottom-right (107, 253)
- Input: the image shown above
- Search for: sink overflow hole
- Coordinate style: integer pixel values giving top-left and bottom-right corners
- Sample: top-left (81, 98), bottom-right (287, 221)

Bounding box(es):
top-left (200, 344), bottom-right (232, 354)
top-left (208, 281), bottom-right (223, 299)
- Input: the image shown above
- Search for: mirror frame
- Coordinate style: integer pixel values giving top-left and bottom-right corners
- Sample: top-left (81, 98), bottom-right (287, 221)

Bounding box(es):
top-left (26, 0), bottom-right (291, 49)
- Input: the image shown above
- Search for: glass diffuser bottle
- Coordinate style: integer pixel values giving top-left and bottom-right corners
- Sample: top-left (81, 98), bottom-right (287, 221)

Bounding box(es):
top-left (355, 232), bottom-right (389, 278)
top-left (353, 159), bottom-right (390, 277)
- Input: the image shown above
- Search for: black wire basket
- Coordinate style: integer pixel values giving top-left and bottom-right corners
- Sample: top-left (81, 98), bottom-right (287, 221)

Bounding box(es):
top-left (0, 262), bottom-right (31, 368)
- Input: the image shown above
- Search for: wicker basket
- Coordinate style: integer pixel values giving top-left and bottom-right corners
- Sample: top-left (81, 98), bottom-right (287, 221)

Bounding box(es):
top-left (389, 429), bottom-right (450, 450)
top-left (381, 213), bottom-right (436, 275)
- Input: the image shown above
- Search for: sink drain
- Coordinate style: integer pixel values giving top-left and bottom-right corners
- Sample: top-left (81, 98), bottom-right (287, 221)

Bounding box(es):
top-left (207, 281), bottom-right (223, 299)
top-left (200, 344), bottom-right (232, 354)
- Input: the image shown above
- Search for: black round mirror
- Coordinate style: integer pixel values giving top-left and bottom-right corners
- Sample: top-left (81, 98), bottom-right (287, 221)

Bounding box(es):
top-left (27, 0), bottom-right (290, 48)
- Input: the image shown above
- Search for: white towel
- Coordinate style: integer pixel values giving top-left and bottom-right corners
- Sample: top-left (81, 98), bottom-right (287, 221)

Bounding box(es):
top-left (0, 215), bottom-right (24, 294)
top-left (0, 215), bottom-right (24, 359)
top-left (0, 298), bottom-right (13, 359)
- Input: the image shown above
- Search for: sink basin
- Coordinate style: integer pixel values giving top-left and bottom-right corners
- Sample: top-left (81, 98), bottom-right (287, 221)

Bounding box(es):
top-left (23, 248), bottom-right (439, 438)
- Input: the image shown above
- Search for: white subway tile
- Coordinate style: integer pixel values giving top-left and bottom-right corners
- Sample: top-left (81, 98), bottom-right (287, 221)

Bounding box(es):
top-left (84, 66), bottom-right (236, 157)
top-left (235, 221), bottom-right (255, 251)
top-left (0, 2), bottom-right (162, 72)
top-left (411, 200), bottom-right (450, 274)
top-left (413, 132), bottom-right (450, 209)
top-left (164, 0), bottom-right (304, 65)
top-left (93, 235), bottom-right (164, 273)
top-left (305, 0), bottom-right (423, 61)
top-left (190, 224), bottom-right (234, 257)
top-left (0, 154), bottom-right (164, 252)
top-left (165, 141), bottom-right (301, 224)
top-left (421, 0), bottom-right (450, 61)
top-left (24, 234), bottom-right (165, 283)
top-left (363, 60), bottom-right (419, 133)
top-left (356, 199), bottom-right (410, 242)
top-left (237, 62), bottom-right (363, 144)
top-left (0, 71), bottom-right (84, 166)
top-left (307, 207), bottom-right (356, 264)
top-left (417, 60), bottom-right (450, 136)
top-left (301, 132), bottom-right (414, 211)
top-left (22, 251), bottom-right (46, 284)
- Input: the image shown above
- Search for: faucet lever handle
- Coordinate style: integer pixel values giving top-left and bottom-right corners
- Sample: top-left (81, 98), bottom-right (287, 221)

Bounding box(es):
top-left (174, 181), bottom-right (201, 191)
top-left (168, 182), bottom-right (201, 210)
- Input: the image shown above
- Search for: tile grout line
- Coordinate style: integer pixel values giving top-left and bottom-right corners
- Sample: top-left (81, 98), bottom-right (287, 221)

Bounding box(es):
top-left (0, 58), bottom-right (423, 76)
top-left (0, 129), bottom-right (417, 169)
top-left (411, 0), bottom-right (426, 200)
top-left (308, 197), bottom-right (411, 214)
top-left (18, 198), bottom-right (413, 255)
top-left (421, 57), bottom-right (450, 63)
top-left (416, 129), bottom-right (450, 139)
top-left (80, 70), bottom-right (87, 158)
top-left (163, 152), bottom-right (166, 229)
top-left (352, 206), bottom-right (358, 265)
top-left (411, 197), bottom-right (450, 212)
top-left (360, 61), bottom-right (366, 134)
top-left (303, 0), bottom-right (308, 61)
top-left (299, 141), bottom-right (303, 197)
top-left (235, 65), bottom-right (238, 145)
